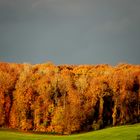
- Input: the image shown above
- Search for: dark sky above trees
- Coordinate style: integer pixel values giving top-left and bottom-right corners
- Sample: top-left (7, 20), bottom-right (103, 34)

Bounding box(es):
top-left (0, 0), bottom-right (140, 64)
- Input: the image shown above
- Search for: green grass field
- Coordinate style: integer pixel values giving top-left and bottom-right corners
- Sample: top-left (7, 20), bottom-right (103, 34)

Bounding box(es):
top-left (0, 123), bottom-right (140, 140)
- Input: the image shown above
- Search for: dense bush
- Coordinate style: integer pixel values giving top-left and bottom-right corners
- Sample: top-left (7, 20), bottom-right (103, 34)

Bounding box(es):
top-left (0, 62), bottom-right (139, 134)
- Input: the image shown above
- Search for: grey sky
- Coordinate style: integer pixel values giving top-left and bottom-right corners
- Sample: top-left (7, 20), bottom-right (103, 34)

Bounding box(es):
top-left (0, 0), bottom-right (140, 64)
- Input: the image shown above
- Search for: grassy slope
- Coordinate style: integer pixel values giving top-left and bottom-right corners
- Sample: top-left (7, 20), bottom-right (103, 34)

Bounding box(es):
top-left (0, 123), bottom-right (140, 140)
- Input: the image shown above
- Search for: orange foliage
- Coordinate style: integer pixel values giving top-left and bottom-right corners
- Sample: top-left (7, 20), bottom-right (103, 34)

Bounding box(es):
top-left (0, 62), bottom-right (139, 134)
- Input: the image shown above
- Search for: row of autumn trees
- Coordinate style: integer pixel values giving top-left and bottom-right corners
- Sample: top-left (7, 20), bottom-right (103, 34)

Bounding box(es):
top-left (0, 62), bottom-right (140, 134)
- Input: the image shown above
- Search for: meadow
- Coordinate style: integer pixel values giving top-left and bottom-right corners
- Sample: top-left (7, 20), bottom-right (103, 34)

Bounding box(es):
top-left (0, 123), bottom-right (140, 140)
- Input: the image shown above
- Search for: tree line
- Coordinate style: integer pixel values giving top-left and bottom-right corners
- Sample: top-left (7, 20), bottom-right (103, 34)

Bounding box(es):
top-left (0, 62), bottom-right (139, 134)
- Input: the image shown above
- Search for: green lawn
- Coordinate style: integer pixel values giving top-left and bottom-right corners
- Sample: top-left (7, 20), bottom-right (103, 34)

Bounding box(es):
top-left (0, 123), bottom-right (140, 140)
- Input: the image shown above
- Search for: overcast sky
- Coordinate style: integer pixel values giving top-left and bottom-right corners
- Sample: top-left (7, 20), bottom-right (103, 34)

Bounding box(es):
top-left (0, 0), bottom-right (140, 65)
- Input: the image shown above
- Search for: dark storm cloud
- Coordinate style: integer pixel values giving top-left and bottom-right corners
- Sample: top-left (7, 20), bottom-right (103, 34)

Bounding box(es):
top-left (0, 0), bottom-right (140, 64)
